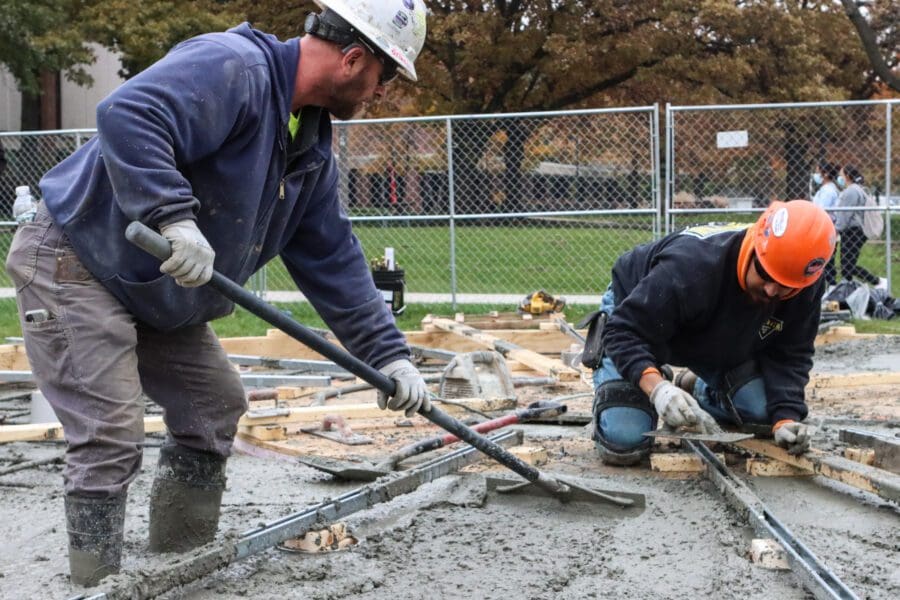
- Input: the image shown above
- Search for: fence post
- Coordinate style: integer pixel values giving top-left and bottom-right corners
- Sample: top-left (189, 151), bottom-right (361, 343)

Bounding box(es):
top-left (886, 102), bottom-right (893, 290)
top-left (446, 117), bottom-right (458, 309)
top-left (651, 104), bottom-right (661, 239)
top-left (664, 103), bottom-right (674, 235)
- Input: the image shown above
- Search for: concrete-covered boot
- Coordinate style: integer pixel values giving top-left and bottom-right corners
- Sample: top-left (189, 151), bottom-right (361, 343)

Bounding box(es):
top-left (148, 444), bottom-right (226, 553)
top-left (65, 494), bottom-right (126, 586)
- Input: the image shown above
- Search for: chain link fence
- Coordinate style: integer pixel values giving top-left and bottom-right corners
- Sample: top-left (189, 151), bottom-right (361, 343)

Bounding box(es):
top-left (1, 100), bottom-right (898, 323)
top-left (0, 130), bottom-right (96, 309)
top-left (667, 100), bottom-right (898, 294)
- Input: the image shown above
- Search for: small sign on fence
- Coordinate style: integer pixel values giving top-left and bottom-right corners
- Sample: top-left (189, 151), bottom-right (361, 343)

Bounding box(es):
top-left (716, 130), bottom-right (749, 149)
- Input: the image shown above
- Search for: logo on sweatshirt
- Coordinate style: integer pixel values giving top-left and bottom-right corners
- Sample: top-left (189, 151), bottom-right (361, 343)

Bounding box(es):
top-left (759, 317), bottom-right (784, 340)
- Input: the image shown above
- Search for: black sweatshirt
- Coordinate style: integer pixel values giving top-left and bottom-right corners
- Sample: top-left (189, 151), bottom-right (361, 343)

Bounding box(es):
top-left (602, 225), bottom-right (822, 424)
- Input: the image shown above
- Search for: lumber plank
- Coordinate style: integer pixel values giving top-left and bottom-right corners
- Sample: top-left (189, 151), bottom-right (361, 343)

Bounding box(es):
top-left (843, 447), bottom-right (876, 466)
top-left (239, 425), bottom-right (287, 441)
top-left (813, 325), bottom-right (881, 346)
top-left (1, 398), bottom-right (514, 444)
top-left (745, 458), bottom-right (815, 477)
top-left (0, 416), bottom-right (166, 443)
top-left (650, 452), bottom-right (724, 473)
top-left (737, 439), bottom-right (900, 502)
top-left (0, 344), bottom-right (31, 371)
top-left (508, 445), bottom-right (548, 466)
top-left (839, 428), bottom-right (900, 473)
top-left (405, 329), bottom-right (575, 354)
top-left (808, 372), bottom-right (900, 389)
top-left (427, 318), bottom-right (580, 381)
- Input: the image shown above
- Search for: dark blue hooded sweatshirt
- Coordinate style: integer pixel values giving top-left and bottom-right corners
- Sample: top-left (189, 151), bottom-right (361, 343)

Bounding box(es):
top-left (39, 23), bottom-right (408, 369)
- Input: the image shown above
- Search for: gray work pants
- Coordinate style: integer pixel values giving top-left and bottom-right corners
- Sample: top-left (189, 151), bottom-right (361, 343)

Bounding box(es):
top-left (5, 205), bottom-right (246, 496)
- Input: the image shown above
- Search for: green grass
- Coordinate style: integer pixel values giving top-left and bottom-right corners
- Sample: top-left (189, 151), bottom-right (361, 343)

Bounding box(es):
top-left (265, 220), bottom-right (655, 294)
top-left (1, 215), bottom-right (898, 340)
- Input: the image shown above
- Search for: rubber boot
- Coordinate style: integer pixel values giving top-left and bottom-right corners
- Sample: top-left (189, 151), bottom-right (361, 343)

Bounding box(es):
top-left (65, 494), bottom-right (126, 586)
top-left (148, 444), bottom-right (226, 553)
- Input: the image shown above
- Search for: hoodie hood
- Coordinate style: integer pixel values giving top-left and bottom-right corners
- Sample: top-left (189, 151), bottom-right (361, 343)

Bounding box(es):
top-left (227, 22), bottom-right (299, 124)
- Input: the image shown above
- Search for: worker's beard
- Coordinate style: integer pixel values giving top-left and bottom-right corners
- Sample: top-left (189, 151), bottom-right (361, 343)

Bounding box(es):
top-left (327, 76), bottom-right (372, 121)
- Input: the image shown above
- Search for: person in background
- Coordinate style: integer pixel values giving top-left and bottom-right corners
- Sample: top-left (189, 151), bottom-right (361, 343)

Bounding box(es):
top-left (835, 165), bottom-right (885, 289)
top-left (812, 161), bottom-right (840, 286)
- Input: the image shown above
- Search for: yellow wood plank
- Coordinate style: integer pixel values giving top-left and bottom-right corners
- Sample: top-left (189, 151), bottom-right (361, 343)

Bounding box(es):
top-left (737, 439), bottom-right (900, 502)
top-left (427, 318), bottom-right (580, 381)
top-left (0, 416), bottom-right (166, 443)
top-left (808, 372), bottom-right (900, 389)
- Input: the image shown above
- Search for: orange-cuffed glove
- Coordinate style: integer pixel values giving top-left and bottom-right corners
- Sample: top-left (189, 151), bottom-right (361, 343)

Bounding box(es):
top-left (773, 419), bottom-right (812, 455)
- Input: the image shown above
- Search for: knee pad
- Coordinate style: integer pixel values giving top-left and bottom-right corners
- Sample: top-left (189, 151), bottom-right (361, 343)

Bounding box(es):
top-left (592, 380), bottom-right (655, 465)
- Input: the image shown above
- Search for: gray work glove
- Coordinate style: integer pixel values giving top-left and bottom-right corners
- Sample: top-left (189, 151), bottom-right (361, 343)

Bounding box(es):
top-left (650, 380), bottom-right (721, 434)
top-left (773, 420), bottom-right (812, 455)
top-left (159, 219), bottom-right (215, 287)
top-left (377, 358), bottom-right (430, 417)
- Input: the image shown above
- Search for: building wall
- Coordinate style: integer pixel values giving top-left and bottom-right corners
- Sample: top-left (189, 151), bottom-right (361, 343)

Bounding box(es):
top-left (0, 68), bottom-right (22, 132)
top-left (61, 44), bottom-right (125, 130)
top-left (0, 44), bottom-right (124, 132)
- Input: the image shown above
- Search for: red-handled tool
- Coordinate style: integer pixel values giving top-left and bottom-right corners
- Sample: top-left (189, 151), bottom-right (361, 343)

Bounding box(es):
top-left (298, 400), bottom-right (567, 481)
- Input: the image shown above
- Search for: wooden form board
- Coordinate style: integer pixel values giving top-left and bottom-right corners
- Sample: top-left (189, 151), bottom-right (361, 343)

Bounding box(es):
top-left (0, 397), bottom-right (515, 444)
top-left (736, 439), bottom-right (900, 503)
top-left (0, 416), bottom-right (167, 443)
top-left (0, 344), bottom-right (30, 371)
top-left (814, 325), bottom-right (880, 346)
top-left (807, 372), bottom-right (900, 389)
top-left (422, 312), bottom-right (569, 331)
top-left (425, 318), bottom-right (580, 381)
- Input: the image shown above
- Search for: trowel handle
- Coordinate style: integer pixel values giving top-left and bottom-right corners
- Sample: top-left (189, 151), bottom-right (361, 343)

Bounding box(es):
top-left (127, 221), bottom-right (547, 487)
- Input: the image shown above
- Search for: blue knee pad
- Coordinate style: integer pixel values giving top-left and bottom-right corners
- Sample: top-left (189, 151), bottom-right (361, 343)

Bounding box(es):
top-left (592, 380), bottom-right (656, 464)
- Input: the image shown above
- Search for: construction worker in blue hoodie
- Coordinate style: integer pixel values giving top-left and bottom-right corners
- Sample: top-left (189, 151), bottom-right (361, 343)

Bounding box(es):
top-left (584, 201), bottom-right (836, 466)
top-left (5, 0), bottom-right (429, 586)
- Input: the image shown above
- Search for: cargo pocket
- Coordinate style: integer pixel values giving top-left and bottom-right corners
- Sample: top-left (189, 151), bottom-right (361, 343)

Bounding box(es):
top-left (5, 220), bottom-right (52, 292)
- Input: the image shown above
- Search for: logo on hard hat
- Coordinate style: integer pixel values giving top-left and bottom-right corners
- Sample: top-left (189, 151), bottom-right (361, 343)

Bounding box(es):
top-left (771, 207), bottom-right (788, 237)
top-left (804, 257), bottom-right (826, 276)
top-left (392, 11), bottom-right (409, 28)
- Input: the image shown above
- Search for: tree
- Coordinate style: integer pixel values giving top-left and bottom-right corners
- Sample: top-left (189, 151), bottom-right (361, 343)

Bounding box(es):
top-left (80, 0), bottom-right (241, 78)
top-left (840, 0), bottom-right (899, 93)
top-left (0, 0), bottom-right (95, 129)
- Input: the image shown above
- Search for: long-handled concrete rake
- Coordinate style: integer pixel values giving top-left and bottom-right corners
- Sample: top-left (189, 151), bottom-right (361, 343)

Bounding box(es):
top-left (126, 222), bottom-right (645, 513)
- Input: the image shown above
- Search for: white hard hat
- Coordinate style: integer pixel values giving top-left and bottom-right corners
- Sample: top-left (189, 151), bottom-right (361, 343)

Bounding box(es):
top-left (312, 0), bottom-right (427, 81)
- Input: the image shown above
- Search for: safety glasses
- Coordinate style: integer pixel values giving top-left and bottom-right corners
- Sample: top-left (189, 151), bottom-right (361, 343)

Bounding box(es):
top-left (752, 254), bottom-right (775, 283)
top-left (344, 40), bottom-right (398, 86)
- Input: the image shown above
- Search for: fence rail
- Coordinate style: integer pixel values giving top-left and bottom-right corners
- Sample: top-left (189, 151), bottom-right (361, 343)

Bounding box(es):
top-left (0, 100), bottom-right (897, 314)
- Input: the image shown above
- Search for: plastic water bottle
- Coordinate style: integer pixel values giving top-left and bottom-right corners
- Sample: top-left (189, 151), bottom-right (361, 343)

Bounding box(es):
top-left (13, 185), bottom-right (37, 225)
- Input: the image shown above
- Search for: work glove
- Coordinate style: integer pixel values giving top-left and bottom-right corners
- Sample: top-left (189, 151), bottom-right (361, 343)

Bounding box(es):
top-left (377, 359), bottom-right (430, 418)
top-left (159, 220), bottom-right (215, 287)
top-left (650, 380), bottom-right (721, 434)
top-left (773, 420), bottom-right (812, 455)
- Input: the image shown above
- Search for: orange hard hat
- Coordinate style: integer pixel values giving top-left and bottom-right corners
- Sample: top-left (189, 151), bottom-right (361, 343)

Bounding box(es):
top-left (754, 200), bottom-right (836, 289)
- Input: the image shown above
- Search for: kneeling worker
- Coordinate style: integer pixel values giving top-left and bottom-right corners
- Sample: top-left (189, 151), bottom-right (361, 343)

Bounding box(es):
top-left (587, 200), bottom-right (835, 465)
